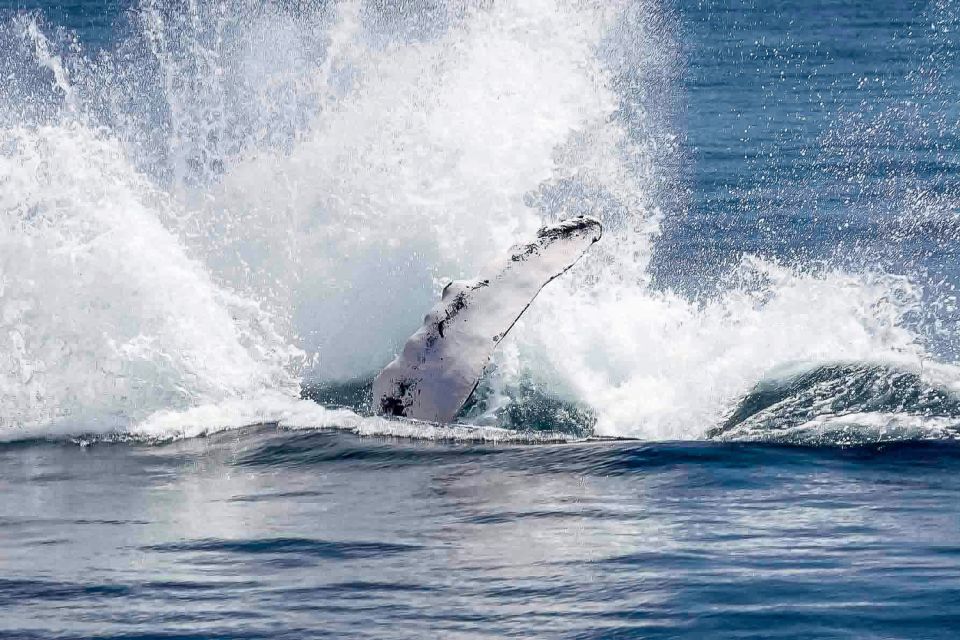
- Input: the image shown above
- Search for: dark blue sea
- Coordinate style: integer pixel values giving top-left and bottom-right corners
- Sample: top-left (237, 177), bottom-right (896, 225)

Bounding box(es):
top-left (2, 0), bottom-right (960, 638)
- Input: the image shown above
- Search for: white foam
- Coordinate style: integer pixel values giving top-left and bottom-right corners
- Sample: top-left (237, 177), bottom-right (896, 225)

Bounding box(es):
top-left (509, 258), bottom-right (936, 439)
top-left (66, 395), bottom-right (574, 444)
top-left (715, 411), bottom-right (960, 446)
top-left (0, 124), bottom-right (302, 433)
top-left (1, 0), bottom-right (956, 444)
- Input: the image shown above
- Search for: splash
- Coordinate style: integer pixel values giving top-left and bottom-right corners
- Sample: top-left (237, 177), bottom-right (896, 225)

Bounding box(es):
top-left (0, 0), bottom-right (957, 443)
top-left (0, 124), bottom-right (302, 435)
top-left (507, 259), bottom-right (940, 439)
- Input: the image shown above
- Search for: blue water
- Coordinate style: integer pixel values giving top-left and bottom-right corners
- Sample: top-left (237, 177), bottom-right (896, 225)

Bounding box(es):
top-left (3, 0), bottom-right (960, 637)
top-left (2, 432), bottom-right (960, 639)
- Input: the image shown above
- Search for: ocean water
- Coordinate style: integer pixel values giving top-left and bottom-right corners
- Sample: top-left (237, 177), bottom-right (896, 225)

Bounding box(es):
top-left (1, 0), bottom-right (959, 637)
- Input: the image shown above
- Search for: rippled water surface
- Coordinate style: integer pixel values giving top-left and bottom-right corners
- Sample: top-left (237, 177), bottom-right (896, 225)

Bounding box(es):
top-left (2, 431), bottom-right (959, 639)
top-left (3, 0), bottom-right (960, 636)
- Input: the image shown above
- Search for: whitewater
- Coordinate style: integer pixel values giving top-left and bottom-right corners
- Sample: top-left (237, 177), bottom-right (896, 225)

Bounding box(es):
top-left (4, 2), bottom-right (960, 639)
top-left (2, 0), bottom-right (959, 445)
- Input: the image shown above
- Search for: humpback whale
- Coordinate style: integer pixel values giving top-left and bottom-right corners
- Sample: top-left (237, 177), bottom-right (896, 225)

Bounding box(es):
top-left (373, 216), bottom-right (602, 423)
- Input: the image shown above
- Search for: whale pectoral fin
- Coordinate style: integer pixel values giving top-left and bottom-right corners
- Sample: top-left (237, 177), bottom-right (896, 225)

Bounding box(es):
top-left (372, 216), bottom-right (602, 423)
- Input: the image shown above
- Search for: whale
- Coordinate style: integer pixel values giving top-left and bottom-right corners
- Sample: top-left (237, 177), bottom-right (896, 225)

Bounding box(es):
top-left (372, 216), bottom-right (603, 423)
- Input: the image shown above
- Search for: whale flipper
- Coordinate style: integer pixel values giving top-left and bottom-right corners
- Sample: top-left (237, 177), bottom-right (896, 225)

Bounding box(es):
top-left (373, 216), bottom-right (602, 423)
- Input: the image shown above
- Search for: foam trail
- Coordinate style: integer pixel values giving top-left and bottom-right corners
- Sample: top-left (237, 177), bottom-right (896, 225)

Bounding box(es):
top-left (126, 397), bottom-right (577, 445)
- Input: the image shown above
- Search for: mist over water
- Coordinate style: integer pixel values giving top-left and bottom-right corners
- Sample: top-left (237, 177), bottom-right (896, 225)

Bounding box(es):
top-left (2, 0), bottom-right (959, 442)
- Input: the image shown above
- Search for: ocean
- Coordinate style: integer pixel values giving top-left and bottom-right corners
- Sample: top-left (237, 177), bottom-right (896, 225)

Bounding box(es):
top-left (1, 0), bottom-right (959, 637)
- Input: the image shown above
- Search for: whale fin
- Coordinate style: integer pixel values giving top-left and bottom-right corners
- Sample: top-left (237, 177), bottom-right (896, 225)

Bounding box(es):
top-left (372, 216), bottom-right (602, 423)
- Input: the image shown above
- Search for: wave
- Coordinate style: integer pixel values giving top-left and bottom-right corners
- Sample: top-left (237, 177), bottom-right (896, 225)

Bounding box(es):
top-left (709, 361), bottom-right (960, 445)
top-left (0, 395), bottom-right (580, 446)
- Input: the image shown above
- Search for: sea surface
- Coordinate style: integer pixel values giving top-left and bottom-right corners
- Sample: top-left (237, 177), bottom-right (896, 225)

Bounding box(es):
top-left (2, 0), bottom-right (960, 638)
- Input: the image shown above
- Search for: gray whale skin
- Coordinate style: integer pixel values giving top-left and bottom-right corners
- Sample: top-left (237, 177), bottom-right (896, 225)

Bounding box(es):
top-left (372, 216), bottom-right (602, 423)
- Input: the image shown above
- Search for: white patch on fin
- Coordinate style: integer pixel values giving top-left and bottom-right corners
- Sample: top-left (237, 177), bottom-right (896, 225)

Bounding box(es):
top-left (373, 216), bottom-right (602, 422)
